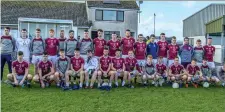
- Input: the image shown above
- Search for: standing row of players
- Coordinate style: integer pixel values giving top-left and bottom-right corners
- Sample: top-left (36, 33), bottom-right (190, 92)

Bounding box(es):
top-left (1, 27), bottom-right (225, 88)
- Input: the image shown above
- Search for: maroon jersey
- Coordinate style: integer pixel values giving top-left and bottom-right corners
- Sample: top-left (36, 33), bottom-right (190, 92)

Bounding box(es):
top-left (157, 41), bottom-right (168, 57)
top-left (121, 37), bottom-right (135, 55)
top-left (125, 57), bottom-right (138, 72)
top-left (12, 60), bottom-right (29, 76)
top-left (107, 40), bottom-right (121, 57)
top-left (169, 64), bottom-right (184, 75)
top-left (156, 64), bottom-right (167, 74)
top-left (112, 57), bottom-right (125, 70)
top-left (186, 64), bottom-right (200, 75)
top-left (203, 45), bottom-right (215, 62)
top-left (93, 38), bottom-right (106, 57)
top-left (38, 61), bottom-right (52, 75)
top-left (71, 57), bottom-right (84, 71)
top-left (134, 42), bottom-right (146, 60)
top-left (167, 44), bottom-right (179, 60)
top-left (100, 56), bottom-right (112, 71)
top-left (45, 38), bottom-right (59, 56)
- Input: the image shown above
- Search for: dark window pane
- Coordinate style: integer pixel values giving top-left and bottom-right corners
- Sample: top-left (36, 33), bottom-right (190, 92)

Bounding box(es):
top-left (103, 10), bottom-right (116, 21)
top-left (117, 11), bottom-right (124, 21)
top-left (96, 10), bottom-right (103, 20)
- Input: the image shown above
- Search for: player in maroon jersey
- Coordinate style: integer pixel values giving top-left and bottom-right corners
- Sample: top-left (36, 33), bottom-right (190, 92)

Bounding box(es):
top-left (155, 56), bottom-right (167, 86)
top-left (93, 29), bottom-right (107, 58)
top-left (98, 48), bottom-right (114, 88)
top-left (167, 36), bottom-right (179, 67)
top-left (107, 32), bottom-right (121, 57)
top-left (134, 34), bottom-right (147, 67)
top-left (121, 29), bottom-right (135, 58)
top-left (33, 52), bottom-right (55, 88)
top-left (111, 49), bottom-right (128, 87)
top-left (185, 59), bottom-right (203, 88)
top-left (125, 50), bottom-right (141, 88)
top-left (157, 33), bottom-right (168, 65)
top-left (203, 37), bottom-right (216, 69)
top-left (168, 57), bottom-right (186, 84)
top-left (45, 29), bottom-right (59, 65)
top-left (7, 51), bottom-right (32, 87)
top-left (66, 48), bottom-right (85, 88)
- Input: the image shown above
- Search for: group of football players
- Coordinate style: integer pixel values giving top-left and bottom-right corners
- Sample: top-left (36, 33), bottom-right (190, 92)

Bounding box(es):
top-left (1, 27), bottom-right (225, 89)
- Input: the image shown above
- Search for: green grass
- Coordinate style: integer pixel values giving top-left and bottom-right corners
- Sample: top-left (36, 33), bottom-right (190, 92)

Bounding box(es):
top-left (1, 65), bottom-right (225, 112)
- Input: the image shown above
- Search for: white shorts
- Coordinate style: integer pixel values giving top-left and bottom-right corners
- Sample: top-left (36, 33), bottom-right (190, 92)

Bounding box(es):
top-left (48, 55), bottom-right (58, 65)
top-left (196, 63), bottom-right (202, 67)
top-left (207, 62), bottom-right (215, 69)
top-left (153, 59), bottom-right (157, 65)
top-left (162, 58), bottom-right (168, 66)
top-left (130, 70), bottom-right (140, 78)
top-left (122, 55), bottom-right (128, 59)
top-left (168, 60), bottom-right (174, 67)
top-left (80, 55), bottom-right (88, 62)
top-left (137, 60), bottom-right (146, 66)
top-left (31, 55), bottom-right (42, 64)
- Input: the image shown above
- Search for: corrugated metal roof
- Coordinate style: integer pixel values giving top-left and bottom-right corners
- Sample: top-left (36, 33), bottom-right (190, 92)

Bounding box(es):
top-left (183, 4), bottom-right (225, 37)
top-left (206, 15), bottom-right (224, 33)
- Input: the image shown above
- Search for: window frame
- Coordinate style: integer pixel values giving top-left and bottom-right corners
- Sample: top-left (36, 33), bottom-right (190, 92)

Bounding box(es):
top-left (95, 9), bottom-right (124, 22)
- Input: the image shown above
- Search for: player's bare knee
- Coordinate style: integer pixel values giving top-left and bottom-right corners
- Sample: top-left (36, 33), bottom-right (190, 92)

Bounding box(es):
top-left (27, 74), bottom-right (33, 80)
top-left (49, 75), bottom-right (55, 81)
top-left (7, 74), bottom-right (13, 81)
top-left (54, 72), bottom-right (60, 77)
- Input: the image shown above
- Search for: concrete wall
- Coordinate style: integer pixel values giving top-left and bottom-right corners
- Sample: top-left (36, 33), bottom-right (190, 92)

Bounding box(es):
top-left (77, 28), bottom-right (88, 39)
top-left (87, 7), bottom-right (138, 39)
top-left (188, 36), bottom-right (206, 46)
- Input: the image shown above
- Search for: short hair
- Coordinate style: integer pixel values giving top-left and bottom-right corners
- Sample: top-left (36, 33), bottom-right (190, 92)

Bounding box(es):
top-left (84, 30), bottom-right (88, 32)
top-left (160, 33), bottom-right (165, 35)
top-left (174, 57), bottom-right (179, 60)
top-left (197, 39), bottom-right (201, 42)
top-left (138, 34), bottom-right (143, 37)
top-left (5, 27), bottom-right (10, 30)
top-left (192, 58), bottom-right (197, 62)
top-left (172, 36), bottom-right (176, 40)
top-left (128, 50), bottom-right (134, 53)
top-left (75, 48), bottom-right (80, 52)
top-left (59, 49), bottom-right (64, 52)
top-left (22, 29), bottom-right (27, 32)
top-left (150, 34), bottom-right (155, 38)
top-left (203, 58), bottom-right (207, 61)
top-left (97, 29), bottom-right (103, 32)
top-left (116, 49), bottom-right (121, 52)
top-left (184, 37), bottom-right (189, 41)
top-left (112, 32), bottom-right (116, 34)
top-left (69, 30), bottom-right (74, 33)
top-left (208, 37), bottom-right (212, 39)
top-left (126, 29), bottom-right (130, 32)
top-left (104, 47), bottom-right (109, 50)
top-left (147, 55), bottom-right (153, 59)
top-left (18, 51), bottom-right (23, 56)
top-left (49, 29), bottom-right (54, 32)
top-left (36, 28), bottom-right (41, 32)
top-left (158, 56), bottom-right (163, 59)
top-left (87, 49), bottom-right (93, 53)
top-left (43, 52), bottom-right (48, 55)
top-left (60, 30), bottom-right (64, 32)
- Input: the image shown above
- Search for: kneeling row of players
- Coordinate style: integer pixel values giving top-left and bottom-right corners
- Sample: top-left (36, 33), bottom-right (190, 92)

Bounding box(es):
top-left (6, 49), bottom-right (225, 89)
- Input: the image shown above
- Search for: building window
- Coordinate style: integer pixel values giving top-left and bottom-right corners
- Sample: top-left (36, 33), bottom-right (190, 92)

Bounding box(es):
top-left (96, 10), bottom-right (124, 21)
top-left (104, 31), bottom-right (120, 41)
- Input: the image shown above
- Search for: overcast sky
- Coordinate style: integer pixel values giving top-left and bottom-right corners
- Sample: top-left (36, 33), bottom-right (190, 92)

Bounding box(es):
top-left (138, 1), bottom-right (225, 40)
